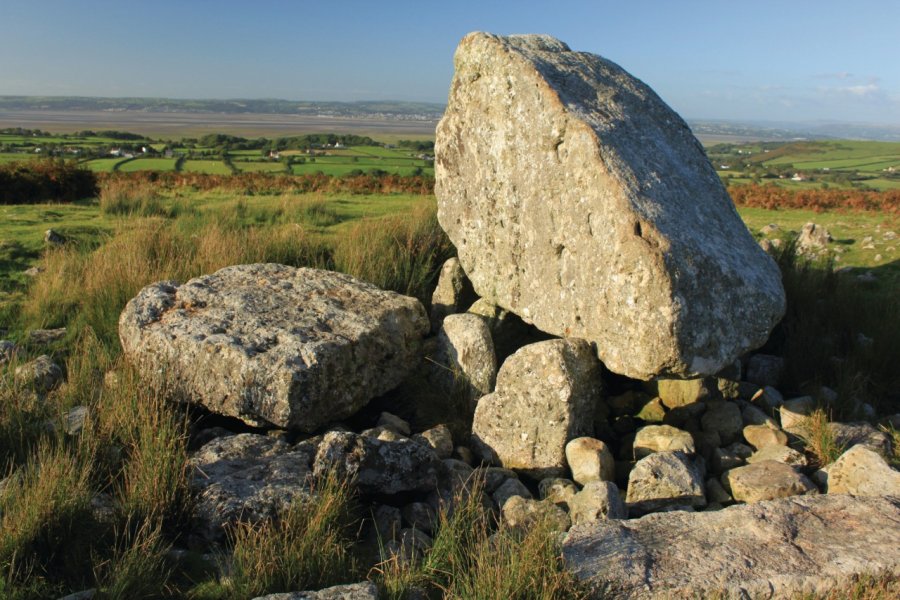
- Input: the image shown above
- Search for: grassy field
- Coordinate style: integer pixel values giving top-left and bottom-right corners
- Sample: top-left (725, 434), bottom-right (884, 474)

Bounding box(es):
top-left (182, 159), bottom-right (232, 175)
top-left (117, 157), bottom-right (179, 172)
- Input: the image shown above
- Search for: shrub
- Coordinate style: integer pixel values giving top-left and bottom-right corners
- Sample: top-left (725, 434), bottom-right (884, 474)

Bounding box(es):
top-left (0, 160), bottom-right (98, 205)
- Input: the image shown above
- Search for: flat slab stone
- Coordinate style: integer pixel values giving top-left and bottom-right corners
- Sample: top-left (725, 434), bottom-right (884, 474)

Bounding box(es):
top-left (120, 264), bottom-right (429, 430)
top-left (190, 433), bottom-right (316, 542)
top-left (435, 33), bottom-right (785, 380)
top-left (563, 494), bottom-right (900, 599)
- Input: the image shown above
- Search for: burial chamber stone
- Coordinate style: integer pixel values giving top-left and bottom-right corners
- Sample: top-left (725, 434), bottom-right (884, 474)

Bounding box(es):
top-left (435, 32), bottom-right (786, 380)
top-left (119, 264), bottom-right (429, 430)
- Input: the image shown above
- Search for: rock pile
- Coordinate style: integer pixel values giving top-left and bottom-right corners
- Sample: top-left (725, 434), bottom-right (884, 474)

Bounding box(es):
top-left (108, 32), bottom-right (899, 599)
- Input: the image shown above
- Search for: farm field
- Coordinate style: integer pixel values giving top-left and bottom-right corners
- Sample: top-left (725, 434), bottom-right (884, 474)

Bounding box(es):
top-left (710, 140), bottom-right (900, 191)
top-left (181, 159), bottom-right (232, 174)
top-left (116, 157), bottom-right (179, 172)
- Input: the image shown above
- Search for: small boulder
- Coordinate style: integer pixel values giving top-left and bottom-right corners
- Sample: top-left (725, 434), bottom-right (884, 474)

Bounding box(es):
top-left (724, 460), bottom-right (816, 503)
top-left (44, 229), bottom-right (65, 246)
top-left (430, 313), bottom-right (497, 401)
top-left (15, 355), bottom-right (63, 394)
top-left (779, 396), bottom-right (815, 431)
top-left (0, 340), bottom-right (16, 364)
top-left (429, 257), bottom-right (476, 330)
top-left (501, 496), bottom-right (570, 532)
top-left (189, 434), bottom-right (315, 542)
top-left (633, 425), bottom-right (695, 459)
top-left (655, 378), bottom-right (713, 409)
top-left (747, 445), bottom-right (808, 468)
top-left (401, 502), bottom-right (437, 535)
top-left (538, 477), bottom-right (578, 508)
top-left (565, 437), bottom-right (615, 484)
top-left (413, 424), bottom-right (454, 460)
top-left (625, 452), bottom-right (706, 515)
top-left (250, 582), bottom-right (379, 600)
top-left (492, 477), bottom-right (532, 509)
top-left (827, 445), bottom-right (900, 496)
top-left (569, 481), bottom-right (627, 525)
top-left (377, 412), bottom-right (411, 437)
top-left (742, 424), bottom-right (788, 450)
top-left (828, 422), bottom-right (893, 458)
top-left (796, 222), bottom-right (833, 254)
top-left (471, 339), bottom-right (600, 478)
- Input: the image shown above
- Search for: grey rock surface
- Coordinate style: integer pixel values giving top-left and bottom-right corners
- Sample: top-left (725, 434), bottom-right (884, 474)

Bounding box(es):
top-left (471, 339), bottom-right (600, 478)
top-left (435, 32), bottom-right (785, 380)
top-left (313, 431), bottom-right (440, 496)
top-left (251, 582), bottom-right (379, 600)
top-left (625, 451), bottom-right (705, 515)
top-left (120, 264), bottom-right (428, 431)
top-left (189, 433), bottom-right (314, 542)
top-left (563, 494), bottom-right (900, 599)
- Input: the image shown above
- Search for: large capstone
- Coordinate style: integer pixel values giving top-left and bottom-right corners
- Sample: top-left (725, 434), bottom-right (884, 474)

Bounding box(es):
top-left (435, 33), bottom-right (785, 380)
top-left (120, 264), bottom-right (429, 430)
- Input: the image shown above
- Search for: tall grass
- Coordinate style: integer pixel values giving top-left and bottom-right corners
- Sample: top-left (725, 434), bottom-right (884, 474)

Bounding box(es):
top-left (99, 178), bottom-right (185, 218)
top-left (0, 442), bottom-right (95, 592)
top-left (225, 471), bottom-right (357, 598)
top-left (17, 200), bottom-right (448, 353)
top-left (378, 476), bottom-right (581, 600)
top-left (763, 241), bottom-right (900, 417)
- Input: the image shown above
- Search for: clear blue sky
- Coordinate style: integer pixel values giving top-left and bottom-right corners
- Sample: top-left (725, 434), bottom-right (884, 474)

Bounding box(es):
top-left (2, 0), bottom-right (898, 124)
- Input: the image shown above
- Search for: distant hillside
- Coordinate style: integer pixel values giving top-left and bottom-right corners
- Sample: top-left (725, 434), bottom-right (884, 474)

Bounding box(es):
top-left (0, 96), bottom-right (445, 120)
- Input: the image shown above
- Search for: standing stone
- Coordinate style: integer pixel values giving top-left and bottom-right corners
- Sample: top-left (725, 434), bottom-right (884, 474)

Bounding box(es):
top-left (119, 264), bottom-right (428, 431)
top-left (796, 222), bottom-right (833, 254)
top-left (565, 437), bottom-right (615, 484)
top-left (430, 313), bottom-right (497, 400)
top-left (435, 32), bottom-right (785, 380)
top-left (471, 339), bottom-right (600, 479)
top-left (429, 257), bottom-right (476, 330)
top-left (625, 451), bottom-right (706, 515)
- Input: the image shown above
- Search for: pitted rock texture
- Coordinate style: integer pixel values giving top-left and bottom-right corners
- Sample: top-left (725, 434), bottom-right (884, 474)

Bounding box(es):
top-left (435, 32), bottom-right (785, 380)
top-left (563, 494), bottom-right (900, 599)
top-left (471, 339), bottom-right (600, 479)
top-left (313, 431), bottom-right (441, 495)
top-left (120, 264), bottom-right (429, 430)
top-left (189, 433), bottom-right (315, 542)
